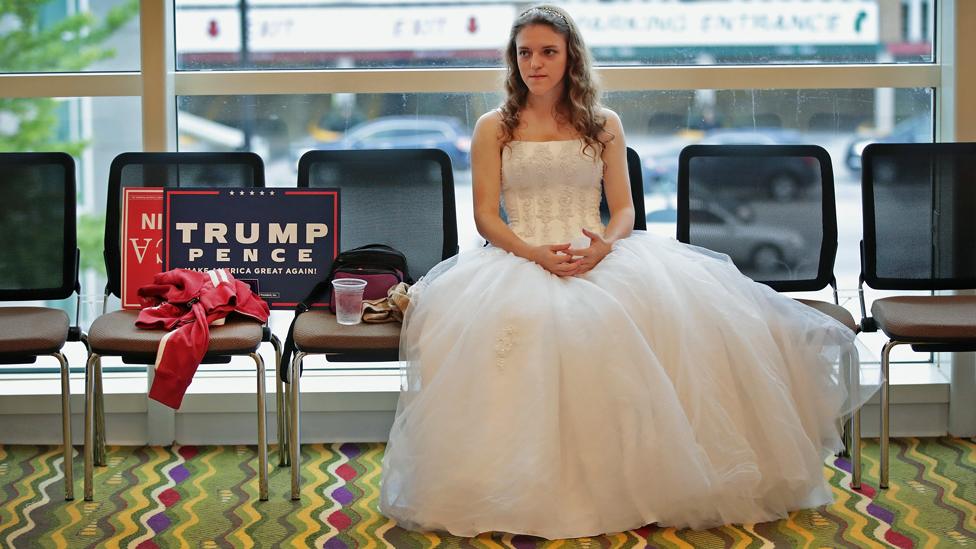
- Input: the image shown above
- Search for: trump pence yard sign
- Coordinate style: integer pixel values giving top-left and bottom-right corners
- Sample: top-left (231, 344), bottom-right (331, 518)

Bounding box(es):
top-left (163, 188), bottom-right (339, 307)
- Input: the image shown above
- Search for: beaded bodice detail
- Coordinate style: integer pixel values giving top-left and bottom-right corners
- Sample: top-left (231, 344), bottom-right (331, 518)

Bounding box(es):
top-left (501, 140), bottom-right (605, 246)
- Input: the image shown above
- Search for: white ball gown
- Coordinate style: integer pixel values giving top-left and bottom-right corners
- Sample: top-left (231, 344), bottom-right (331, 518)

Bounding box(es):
top-left (379, 139), bottom-right (876, 538)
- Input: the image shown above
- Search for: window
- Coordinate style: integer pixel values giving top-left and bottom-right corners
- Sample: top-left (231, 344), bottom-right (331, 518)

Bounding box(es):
top-left (0, 0), bottom-right (953, 382)
top-left (174, 0), bottom-right (934, 70)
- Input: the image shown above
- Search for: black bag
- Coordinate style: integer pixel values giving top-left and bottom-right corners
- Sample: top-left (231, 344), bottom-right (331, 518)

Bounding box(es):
top-left (280, 244), bottom-right (412, 382)
top-left (324, 244), bottom-right (410, 311)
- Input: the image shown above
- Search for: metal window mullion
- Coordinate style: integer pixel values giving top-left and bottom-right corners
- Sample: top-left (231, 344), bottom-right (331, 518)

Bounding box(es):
top-left (0, 64), bottom-right (941, 99)
top-left (937, 0), bottom-right (955, 142)
top-left (140, 0), bottom-right (176, 153)
top-left (138, 0), bottom-right (178, 446)
top-left (172, 64), bottom-right (941, 96)
top-left (0, 73), bottom-right (141, 98)
top-left (939, 0), bottom-right (976, 439)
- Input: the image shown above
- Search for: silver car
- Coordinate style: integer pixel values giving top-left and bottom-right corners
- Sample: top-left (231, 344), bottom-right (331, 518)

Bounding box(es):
top-left (646, 201), bottom-right (806, 275)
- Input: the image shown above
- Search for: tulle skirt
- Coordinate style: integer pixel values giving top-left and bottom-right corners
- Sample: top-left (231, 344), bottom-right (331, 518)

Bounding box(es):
top-left (380, 231), bottom-right (877, 538)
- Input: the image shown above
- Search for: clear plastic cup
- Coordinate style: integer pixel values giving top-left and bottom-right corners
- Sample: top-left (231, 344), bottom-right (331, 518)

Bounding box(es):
top-left (332, 278), bottom-right (367, 325)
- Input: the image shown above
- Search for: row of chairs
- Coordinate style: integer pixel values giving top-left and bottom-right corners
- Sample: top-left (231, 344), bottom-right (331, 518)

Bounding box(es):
top-left (675, 143), bottom-right (976, 492)
top-left (1, 148), bottom-right (500, 502)
top-left (1, 152), bottom-right (275, 502)
top-left (2, 143), bottom-right (973, 504)
top-left (288, 142), bottom-right (976, 498)
top-left (0, 147), bottom-right (644, 502)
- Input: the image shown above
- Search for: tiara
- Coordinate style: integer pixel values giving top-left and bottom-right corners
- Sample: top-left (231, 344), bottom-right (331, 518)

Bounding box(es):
top-left (522, 6), bottom-right (568, 24)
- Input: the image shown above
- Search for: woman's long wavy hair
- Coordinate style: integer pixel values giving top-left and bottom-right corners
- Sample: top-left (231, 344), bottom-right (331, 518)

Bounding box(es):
top-left (500, 4), bottom-right (609, 159)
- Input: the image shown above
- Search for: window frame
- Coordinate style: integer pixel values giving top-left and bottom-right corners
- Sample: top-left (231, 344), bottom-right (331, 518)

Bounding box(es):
top-left (1, 0), bottom-right (973, 440)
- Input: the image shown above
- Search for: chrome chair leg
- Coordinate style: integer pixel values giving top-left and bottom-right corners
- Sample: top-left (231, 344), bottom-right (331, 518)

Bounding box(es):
top-left (290, 352), bottom-right (305, 500)
top-left (851, 407), bottom-right (862, 489)
top-left (271, 335), bottom-right (289, 467)
top-left (880, 340), bottom-right (897, 489)
top-left (83, 353), bottom-right (99, 501)
top-left (251, 352), bottom-right (269, 501)
top-left (837, 347), bottom-right (853, 459)
top-left (94, 357), bottom-right (106, 466)
top-left (845, 344), bottom-right (863, 490)
top-left (283, 374), bottom-right (292, 468)
top-left (54, 352), bottom-right (73, 500)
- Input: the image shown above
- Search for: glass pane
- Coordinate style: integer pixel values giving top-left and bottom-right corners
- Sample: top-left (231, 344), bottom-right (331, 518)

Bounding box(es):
top-left (179, 88), bottom-right (931, 254)
top-left (0, 96), bottom-right (142, 374)
top-left (176, 0), bottom-right (934, 70)
top-left (0, 0), bottom-right (140, 73)
top-left (179, 87), bottom-right (932, 364)
top-left (686, 153), bottom-right (824, 281)
top-left (178, 92), bottom-right (493, 252)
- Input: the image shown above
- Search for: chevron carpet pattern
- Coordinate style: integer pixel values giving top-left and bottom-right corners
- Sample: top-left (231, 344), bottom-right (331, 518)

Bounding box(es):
top-left (0, 438), bottom-right (973, 548)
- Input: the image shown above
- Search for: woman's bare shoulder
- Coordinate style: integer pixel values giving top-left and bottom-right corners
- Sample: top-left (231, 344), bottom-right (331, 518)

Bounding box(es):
top-left (473, 109), bottom-right (504, 144)
top-left (599, 107), bottom-right (623, 129)
top-left (475, 109), bottom-right (503, 130)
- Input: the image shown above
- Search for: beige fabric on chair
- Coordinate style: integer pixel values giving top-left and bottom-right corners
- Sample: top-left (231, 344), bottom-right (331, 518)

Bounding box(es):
top-left (871, 296), bottom-right (976, 342)
top-left (795, 299), bottom-right (859, 333)
top-left (88, 310), bottom-right (264, 355)
top-left (0, 307), bottom-right (69, 354)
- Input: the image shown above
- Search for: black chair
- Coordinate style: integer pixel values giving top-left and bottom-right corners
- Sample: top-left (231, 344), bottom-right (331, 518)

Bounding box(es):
top-left (676, 144), bottom-right (864, 487)
top-left (287, 148), bottom-right (458, 499)
top-left (0, 152), bottom-right (84, 500)
top-left (84, 152), bottom-right (281, 501)
top-left (598, 146), bottom-right (647, 230)
top-left (858, 142), bottom-right (976, 489)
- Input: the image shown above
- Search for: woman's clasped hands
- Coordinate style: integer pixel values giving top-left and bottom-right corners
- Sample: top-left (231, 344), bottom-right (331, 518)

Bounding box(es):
top-left (530, 228), bottom-right (612, 277)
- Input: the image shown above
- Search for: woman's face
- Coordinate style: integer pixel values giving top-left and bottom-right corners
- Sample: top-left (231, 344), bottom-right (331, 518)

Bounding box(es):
top-left (515, 23), bottom-right (568, 99)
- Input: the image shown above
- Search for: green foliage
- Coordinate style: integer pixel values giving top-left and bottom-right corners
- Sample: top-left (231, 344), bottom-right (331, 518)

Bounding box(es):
top-left (0, 0), bottom-right (139, 72)
top-left (0, 0), bottom-right (139, 152)
top-left (78, 211), bottom-right (106, 274)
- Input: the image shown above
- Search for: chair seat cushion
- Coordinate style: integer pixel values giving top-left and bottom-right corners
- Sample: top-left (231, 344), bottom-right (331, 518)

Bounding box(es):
top-left (89, 310), bottom-right (263, 355)
top-left (872, 295), bottom-right (976, 342)
top-left (0, 307), bottom-right (69, 355)
top-left (795, 299), bottom-right (858, 333)
top-left (294, 310), bottom-right (401, 352)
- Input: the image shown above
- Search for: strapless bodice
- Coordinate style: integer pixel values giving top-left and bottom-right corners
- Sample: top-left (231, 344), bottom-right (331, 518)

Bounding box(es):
top-left (501, 140), bottom-right (605, 246)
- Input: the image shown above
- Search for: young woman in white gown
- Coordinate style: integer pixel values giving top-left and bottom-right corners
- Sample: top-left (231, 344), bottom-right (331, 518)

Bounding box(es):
top-left (380, 4), bottom-right (874, 539)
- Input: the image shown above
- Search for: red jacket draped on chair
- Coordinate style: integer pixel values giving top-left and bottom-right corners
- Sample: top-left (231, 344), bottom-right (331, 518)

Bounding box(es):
top-left (137, 268), bottom-right (269, 409)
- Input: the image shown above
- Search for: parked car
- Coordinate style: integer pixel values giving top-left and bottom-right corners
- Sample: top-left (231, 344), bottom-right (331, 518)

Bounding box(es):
top-left (297, 115), bottom-right (472, 170)
top-left (688, 128), bottom-right (820, 202)
top-left (646, 200), bottom-right (806, 273)
top-left (845, 115), bottom-right (932, 172)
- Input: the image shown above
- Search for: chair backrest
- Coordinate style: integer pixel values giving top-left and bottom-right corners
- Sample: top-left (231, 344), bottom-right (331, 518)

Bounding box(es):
top-left (627, 147), bottom-right (647, 230)
top-left (103, 152), bottom-right (265, 299)
top-left (0, 152), bottom-right (78, 301)
top-left (599, 146), bottom-right (647, 231)
top-left (297, 148), bottom-right (458, 282)
top-left (676, 144), bottom-right (837, 292)
top-left (861, 142), bottom-right (976, 291)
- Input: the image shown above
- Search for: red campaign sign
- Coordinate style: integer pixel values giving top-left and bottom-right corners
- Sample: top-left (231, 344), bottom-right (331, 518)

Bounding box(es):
top-left (121, 187), bottom-right (164, 309)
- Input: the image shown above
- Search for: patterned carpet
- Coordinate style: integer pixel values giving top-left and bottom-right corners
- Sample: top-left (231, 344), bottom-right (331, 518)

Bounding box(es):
top-left (0, 438), bottom-right (973, 548)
